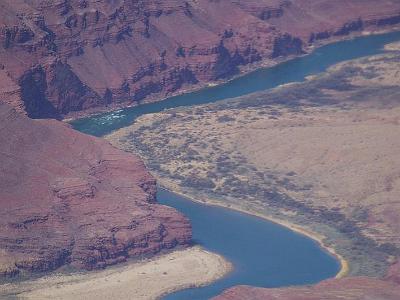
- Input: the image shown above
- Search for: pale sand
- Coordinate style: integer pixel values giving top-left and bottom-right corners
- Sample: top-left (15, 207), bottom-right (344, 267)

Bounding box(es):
top-left (2, 247), bottom-right (232, 300)
top-left (384, 41), bottom-right (400, 51)
top-left (158, 180), bottom-right (349, 279)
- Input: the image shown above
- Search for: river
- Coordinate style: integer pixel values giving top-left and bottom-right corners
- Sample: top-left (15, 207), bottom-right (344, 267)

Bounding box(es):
top-left (72, 31), bottom-right (400, 300)
top-left (72, 31), bottom-right (400, 138)
top-left (158, 188), bottom-right (338, 300)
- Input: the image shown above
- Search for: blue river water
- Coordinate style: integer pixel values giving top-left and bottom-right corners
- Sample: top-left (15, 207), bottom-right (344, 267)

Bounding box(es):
top-left (158, 188), bottom-right (339, 300)
top-left (72, 31), bottom-right (400, 138)
top-left (72, 31), bottom-right (400, 299)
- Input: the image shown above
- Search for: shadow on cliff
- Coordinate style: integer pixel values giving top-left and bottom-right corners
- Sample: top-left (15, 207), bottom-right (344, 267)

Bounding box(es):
top-left (19, 66), bottom-right (61, 120)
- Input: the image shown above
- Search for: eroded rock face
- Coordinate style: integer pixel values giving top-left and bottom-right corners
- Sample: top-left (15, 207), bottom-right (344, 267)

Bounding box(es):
top-left (1, 0), bottom-right (400, 117)
top-left (0, 103), bottom-right (191, 278)
top-left (213, 276), bottom-right (400, 300)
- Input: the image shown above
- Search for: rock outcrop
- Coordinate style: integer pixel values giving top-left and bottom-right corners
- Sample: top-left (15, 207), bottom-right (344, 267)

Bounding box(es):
top-left (1, 0), bottom-right (400, 117)
top-left (216, 257), bottom-right (400, 299)
top-left (213, 276), bottom-right (400, 300)
top-left (0, 102), bottom-right (191, 278)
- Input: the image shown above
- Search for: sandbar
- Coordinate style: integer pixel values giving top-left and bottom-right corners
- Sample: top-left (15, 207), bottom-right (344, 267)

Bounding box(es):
top-left (1, 246), bottom-right (232, 300)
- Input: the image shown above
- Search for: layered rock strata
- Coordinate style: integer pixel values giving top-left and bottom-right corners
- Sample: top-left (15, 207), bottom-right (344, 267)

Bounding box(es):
top-left (1, 0), bottom-right (400, 117)
top-left (0, 102), bottom-right (191, 278)
top-left (213, 276), bottom-right (400, 300)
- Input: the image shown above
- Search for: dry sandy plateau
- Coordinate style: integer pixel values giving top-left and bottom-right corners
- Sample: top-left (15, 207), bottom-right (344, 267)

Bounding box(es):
top-left (107, 48), bottom-right (400, 297)
top-left (1, 247), bottom-right (230, 300)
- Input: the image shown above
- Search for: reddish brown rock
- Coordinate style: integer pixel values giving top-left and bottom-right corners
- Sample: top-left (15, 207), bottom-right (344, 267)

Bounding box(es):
top-left (0, 102), bottom-right (191, 278)
top-left (386, 261), bottom-right (400, 284)
top-left (213, 276), bottom-right (400, 300)
top-left (1, 0), bottom-right (400, 118)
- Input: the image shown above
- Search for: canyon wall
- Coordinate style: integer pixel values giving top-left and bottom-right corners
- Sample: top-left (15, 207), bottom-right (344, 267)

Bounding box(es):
top-left (213, 276), bottom-right (400, 300)
top-left (215, 261), bottom-right (400, 299)
top-left (1, 0), bottom-right (400, 118)
top-left (0, 102), bottom-right (191, 278)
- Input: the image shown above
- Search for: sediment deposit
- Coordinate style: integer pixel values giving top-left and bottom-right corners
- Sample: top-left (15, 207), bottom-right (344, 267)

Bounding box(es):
top-left (1, 247), bottom-right (230, 300)
top-left (107, 50), bottom-right (400, 295)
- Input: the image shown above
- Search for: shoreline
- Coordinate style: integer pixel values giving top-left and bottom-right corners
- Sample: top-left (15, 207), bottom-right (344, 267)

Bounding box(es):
top-left (65, 26), bottom-right (400, 123)
top-left (155, 247), bottom-right (233, 300)
top-left (158, 181), bottom-right (349, 280)
top-left (0, 246), bottom-right (232, 300)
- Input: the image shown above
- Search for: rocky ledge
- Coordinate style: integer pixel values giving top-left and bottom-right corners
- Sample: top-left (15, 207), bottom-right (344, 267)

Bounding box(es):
top-left (1, 0), bottom-right (400, 118)
top-left (213, 274), bottom-right (400, 300)
top-left (0, 102), bottom-right (191, 278)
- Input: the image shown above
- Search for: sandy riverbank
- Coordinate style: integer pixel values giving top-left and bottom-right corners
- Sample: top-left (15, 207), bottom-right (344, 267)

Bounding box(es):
top-left (158, 180), bottom-right (349, 280)
top-left (105, 53), bottom-right (400, 278)
top-left (106, 126), bottom-right (349, 280)
top-left (384, 41), bottom-right (400, 51)
top-left (0, 247), bottom-right (232, 300)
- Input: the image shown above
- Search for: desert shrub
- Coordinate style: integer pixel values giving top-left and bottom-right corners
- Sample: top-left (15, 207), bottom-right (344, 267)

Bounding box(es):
top-left (217, 115), bottom-right (236, 122)
top-left (379, 243), bottom-right (400, 256)
top-left (182, 176), bottom-right (215, 189)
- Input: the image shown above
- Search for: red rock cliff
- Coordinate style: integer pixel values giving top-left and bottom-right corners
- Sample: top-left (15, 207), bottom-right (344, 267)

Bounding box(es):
top-left (0, 102), bottom-right (191, 278)
top-left (213, 276), bottom-right (400, 300)
top-left (1, 0), bottom-right (400, 118)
